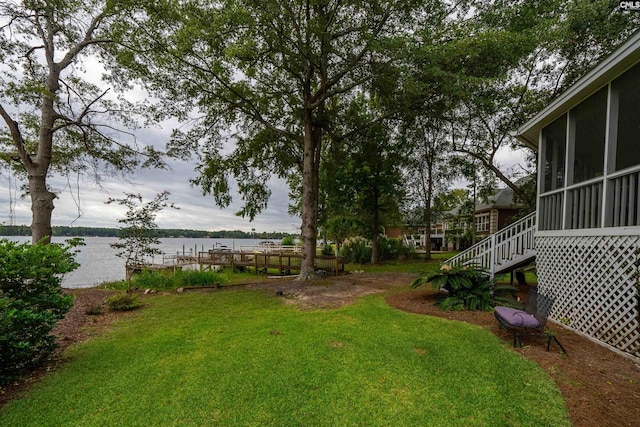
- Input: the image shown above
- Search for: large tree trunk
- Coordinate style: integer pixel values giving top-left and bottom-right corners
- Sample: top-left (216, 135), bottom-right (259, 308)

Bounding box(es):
top-left (371, 188), bottom-right (380, 264)
top-left (29, 71), bottom-right (59, 245)
top-left (29, 169), bottom-right (55, 244)
top-left (298, 107), bottom-right (321, 281)
top-left (424, 160), bottom-right (433, 261)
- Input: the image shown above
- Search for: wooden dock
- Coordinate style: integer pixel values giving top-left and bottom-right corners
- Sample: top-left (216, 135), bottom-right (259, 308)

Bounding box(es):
top-left (197, 250), bottom-right (344, 276)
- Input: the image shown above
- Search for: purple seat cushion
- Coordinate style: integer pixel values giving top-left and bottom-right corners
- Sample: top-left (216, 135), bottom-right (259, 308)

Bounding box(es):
top-left (494, 306), bottom-right (540, 329)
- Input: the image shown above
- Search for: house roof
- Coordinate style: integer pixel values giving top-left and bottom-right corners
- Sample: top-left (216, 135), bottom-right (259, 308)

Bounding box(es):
top-left (475, 175), bottom-right (533, 211)
top-left (475, 186), bottom-right (515, 211)
top-left (514, 30), bottom-right (640, 150)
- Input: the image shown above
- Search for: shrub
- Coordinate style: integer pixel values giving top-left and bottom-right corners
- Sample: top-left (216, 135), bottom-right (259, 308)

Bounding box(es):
top-left (377, 236), bottom-right (416, 261)
top-left (321, 244), bottom-right (334, 256)
top-left (280, 236), bottom-right (296, 246)
top-left (339, 236), bottom-right (372, 264)
top-left (85, 304), bottom-right (105, 315)
top-left (0, 239), bottom-right (79, 385)
top-left (130, 270), bottom-right (226, 291)
top-left (133, 270), bottom-right (174, 290)
top-left (410, 264), bottom-right (514, 311)
top-left (106, 293), bottom-right (142, 311)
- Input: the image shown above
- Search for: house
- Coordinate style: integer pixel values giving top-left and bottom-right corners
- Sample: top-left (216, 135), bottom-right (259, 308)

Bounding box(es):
top-left (474, 185), bottom-right (525, 239)
top-left (398, 223), bottom-right (447, 251)
top-left (513, 31), bottom-right (640, 360)
top-left (401, 186), bottom-right (525, 252)
top-left (383, 226), bottom-right (405, 239)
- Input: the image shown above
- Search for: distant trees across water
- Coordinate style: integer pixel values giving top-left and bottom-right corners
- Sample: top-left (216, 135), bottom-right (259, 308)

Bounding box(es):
top-left (0, 225), bottom-right (294, 240)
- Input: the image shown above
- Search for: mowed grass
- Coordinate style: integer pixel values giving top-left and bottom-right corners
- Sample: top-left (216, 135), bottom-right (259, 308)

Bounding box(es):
top-left (0, 290), bottom-right (570, 426)
top-left (345, 253), bottom-right (452, 275)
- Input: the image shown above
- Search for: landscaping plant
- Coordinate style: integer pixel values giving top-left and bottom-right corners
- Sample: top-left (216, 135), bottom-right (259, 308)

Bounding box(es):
top-left (377, 236), bottom-right (416, 261)
top-left (339, 236), bottom-right (372, 264)
top-left (134, 270), bottom-right (227, 290)
top-left (320, 243), bottom-right (334, 256)
top-left (107, 191), bottom-right (178, 291)
top-left (411, 264), bottom-right (515, 311)
top-left (0, 239), bottom-right (80, 385)
top-left (106, 293), bottom-right (142, 312)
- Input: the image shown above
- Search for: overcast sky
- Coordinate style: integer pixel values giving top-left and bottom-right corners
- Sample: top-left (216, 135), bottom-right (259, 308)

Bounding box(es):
top-left (0, 163), bottom-right (301, 235)
top-left (0, 157), bottom-right (301, 233)
top-left (0, 51), bottom-right (304, 233)
top-left (0, 117), bottom-right (301, 233)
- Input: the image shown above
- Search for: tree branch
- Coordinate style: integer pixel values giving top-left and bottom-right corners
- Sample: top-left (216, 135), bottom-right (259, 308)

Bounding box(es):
top-left (0, 103), bottom-right (32, 167)
top-left (50, 88), bottom-right (111, 132)
top-left (57, 11), bottom-right (112, 70)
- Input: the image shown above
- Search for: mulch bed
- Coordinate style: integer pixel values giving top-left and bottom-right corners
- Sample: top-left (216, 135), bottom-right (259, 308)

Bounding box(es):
top-left (2, 275), bottom-right (640, 427)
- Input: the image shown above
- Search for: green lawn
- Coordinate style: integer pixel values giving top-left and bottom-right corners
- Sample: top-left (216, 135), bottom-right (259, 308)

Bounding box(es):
top-left (345, 253), bottom-right (452, 275)
top-left (0, 289), bottom-right (569, 426)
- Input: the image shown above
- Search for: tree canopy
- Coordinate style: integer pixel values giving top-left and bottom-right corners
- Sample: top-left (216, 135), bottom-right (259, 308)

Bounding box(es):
top-left (448, 0), bottom-right (640, 210)
top-left (0, 0), bottom-right (164, 243)
top-left (109, 0), bottom-right (457, 278)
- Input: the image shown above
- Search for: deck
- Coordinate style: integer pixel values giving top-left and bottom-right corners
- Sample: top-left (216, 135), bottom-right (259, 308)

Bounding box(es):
top-left (197, 250), bottom-right (345, 276)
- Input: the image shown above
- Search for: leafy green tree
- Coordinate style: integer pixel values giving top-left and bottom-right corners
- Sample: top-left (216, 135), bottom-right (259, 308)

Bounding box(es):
top-left (0, 0), bottom-right (164, 244)
top-left (280, 235), bottom-right (296, 246)
top-left (0, 238), bottom-right (80, 384)
top-left (108, 0), bottom-right (446, 279)
top-left (385, 2), bottom-right (549, 255)
top-left (450, 0), bottom-right (640, 208)
top-left (338, 100), bottom-right (406, 264)
top-left (323, 215), bottom-right (360, 254)
top-left (107, 191), bottom-right (177, 291)
top-left (402, 118), bottom-right (456, 260)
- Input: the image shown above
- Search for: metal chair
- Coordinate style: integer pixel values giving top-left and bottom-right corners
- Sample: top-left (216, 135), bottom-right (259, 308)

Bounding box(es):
top-left (494, 287), bottom-right (567, 355)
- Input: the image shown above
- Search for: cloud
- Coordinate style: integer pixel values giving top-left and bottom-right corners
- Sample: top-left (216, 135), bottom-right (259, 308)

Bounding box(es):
top-left (0, 157), bottom-right (300, 233)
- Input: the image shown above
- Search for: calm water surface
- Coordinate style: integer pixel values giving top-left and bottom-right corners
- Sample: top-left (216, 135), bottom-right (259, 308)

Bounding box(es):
top-left (1, 236), bottom-right (272, 288)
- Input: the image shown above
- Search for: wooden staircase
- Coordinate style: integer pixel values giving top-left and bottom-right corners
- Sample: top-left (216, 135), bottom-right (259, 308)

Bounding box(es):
top-left (445, 211), bottom-right (537, 278)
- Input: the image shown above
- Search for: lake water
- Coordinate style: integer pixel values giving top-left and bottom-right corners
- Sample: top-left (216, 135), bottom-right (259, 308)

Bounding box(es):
top-left (1, 236), bottom-right (275, 289)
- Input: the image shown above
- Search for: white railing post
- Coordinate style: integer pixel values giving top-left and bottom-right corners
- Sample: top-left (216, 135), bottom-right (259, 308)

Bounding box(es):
top-left (490, 233), bottom-right (496, 278)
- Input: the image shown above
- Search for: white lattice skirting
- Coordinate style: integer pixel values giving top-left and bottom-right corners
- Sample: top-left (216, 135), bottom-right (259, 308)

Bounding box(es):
top-left (536, 234), bottom-right (640, 359)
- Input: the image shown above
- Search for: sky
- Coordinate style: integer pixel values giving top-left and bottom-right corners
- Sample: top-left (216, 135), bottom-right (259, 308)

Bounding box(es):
top-left (0, 109), bottom-right (301, 233)
top-left (0, 150), bottom-right (301, 233)
top-left (0, 50), bottom-right (303, 234)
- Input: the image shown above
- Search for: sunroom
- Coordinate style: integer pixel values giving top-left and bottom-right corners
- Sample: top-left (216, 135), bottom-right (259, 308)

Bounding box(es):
top-left (515, 31), bottom-right (640, 360)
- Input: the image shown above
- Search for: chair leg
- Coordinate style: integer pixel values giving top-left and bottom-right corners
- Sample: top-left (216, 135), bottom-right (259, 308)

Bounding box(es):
top-left (547, 335), bottom-right (568, 356)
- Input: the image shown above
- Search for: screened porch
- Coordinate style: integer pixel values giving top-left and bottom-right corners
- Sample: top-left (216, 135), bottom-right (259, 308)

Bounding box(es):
top-left (538, 61), bottom-right (640, 232)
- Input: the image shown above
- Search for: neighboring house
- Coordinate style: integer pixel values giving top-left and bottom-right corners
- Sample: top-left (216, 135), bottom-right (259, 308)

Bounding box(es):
top-left (514, 31), bottom-right (640, 360)
top-left (401, 183), bottom-right (527, 252)
top-left (441, 185), bottom-right (526, 250)
top-left (398, 224), bottom-right (447, 251)
top-left (441, 206), bottom-right (471, 251)
top-left (474, 185), bottom-right (523, 239)
top-left (383, 226), bottom-right (405, 239)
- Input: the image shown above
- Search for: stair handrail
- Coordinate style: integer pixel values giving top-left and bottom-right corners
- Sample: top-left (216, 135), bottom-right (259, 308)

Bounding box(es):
top-left (493, 211), bottom-right (536, 268)
top-left (445, 211), bottom-right (536, 277)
